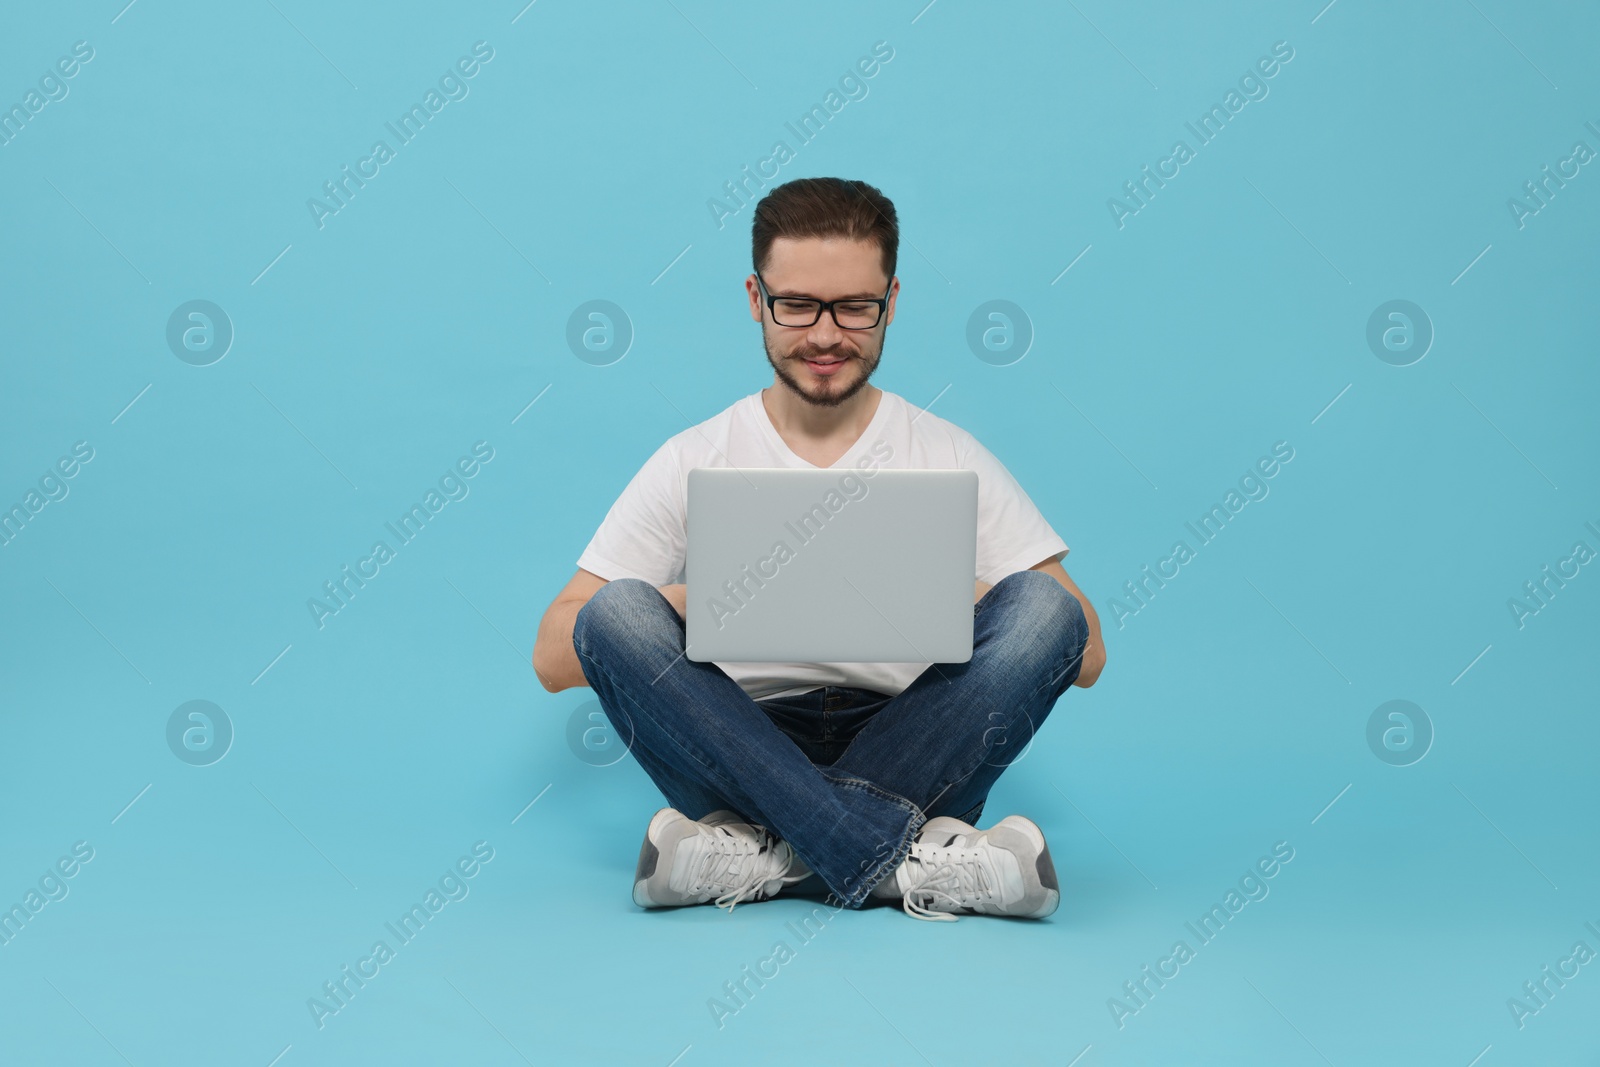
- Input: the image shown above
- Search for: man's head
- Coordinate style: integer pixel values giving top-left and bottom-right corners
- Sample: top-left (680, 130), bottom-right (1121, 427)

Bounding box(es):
top-left (747, 178), bottom-right (900, 409)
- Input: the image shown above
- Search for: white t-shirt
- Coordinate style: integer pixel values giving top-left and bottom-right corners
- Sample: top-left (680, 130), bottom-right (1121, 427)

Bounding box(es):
top-left (576, 388), bottom-right (1068, 702)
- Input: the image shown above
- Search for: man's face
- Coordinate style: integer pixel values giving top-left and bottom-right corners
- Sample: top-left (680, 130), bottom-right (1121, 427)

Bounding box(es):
top-left (747, 236), bottom-right (898, 409)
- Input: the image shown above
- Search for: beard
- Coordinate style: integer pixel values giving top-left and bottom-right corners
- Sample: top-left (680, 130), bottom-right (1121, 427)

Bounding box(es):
top-left (763, 333), bottom-right (883, 409)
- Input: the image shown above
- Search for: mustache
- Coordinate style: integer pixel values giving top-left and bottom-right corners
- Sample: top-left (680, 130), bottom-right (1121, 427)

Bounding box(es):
top-left (792, 345), bottom-right (854, 361)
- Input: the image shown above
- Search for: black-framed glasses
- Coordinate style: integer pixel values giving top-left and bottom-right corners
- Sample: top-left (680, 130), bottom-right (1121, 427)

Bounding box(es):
top-left (754, 268), bottom-right (889, 330)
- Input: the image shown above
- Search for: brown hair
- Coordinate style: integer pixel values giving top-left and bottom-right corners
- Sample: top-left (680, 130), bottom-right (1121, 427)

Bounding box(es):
top-left (751, 177), bottom-right (898, 282)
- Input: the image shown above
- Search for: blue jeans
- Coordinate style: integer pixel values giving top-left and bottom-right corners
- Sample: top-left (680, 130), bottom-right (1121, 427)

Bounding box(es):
top-left (571, 569), bottom-right (1089, 909)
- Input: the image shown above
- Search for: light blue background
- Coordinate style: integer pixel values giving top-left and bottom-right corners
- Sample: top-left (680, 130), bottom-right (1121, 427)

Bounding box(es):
top-left (2, 1), bottom-right (1597, 1064)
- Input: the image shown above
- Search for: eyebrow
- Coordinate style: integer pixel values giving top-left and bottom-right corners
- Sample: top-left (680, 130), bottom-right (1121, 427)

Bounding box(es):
top-left (768, 287), bottom-right (883, 300)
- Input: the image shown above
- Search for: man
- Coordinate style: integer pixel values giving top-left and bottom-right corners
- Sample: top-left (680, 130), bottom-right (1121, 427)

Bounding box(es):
top-left (533, 177), bottom-right (1105, 922)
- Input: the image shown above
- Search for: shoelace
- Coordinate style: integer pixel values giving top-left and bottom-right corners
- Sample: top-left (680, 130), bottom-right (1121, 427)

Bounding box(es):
top-left (898, 844), bottom-right (997, 923)
top-left (687, 824), bottom-right (794, 914)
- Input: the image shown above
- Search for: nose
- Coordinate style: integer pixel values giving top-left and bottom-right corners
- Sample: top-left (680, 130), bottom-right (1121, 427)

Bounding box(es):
top-left (806, 308), bottom-right (845, 348)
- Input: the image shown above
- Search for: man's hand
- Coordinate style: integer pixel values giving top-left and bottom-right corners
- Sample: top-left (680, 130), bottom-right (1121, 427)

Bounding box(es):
top-left (975, 579), bottom-right (992, 603)
top-left (657, 583), bottom-right (687, 619)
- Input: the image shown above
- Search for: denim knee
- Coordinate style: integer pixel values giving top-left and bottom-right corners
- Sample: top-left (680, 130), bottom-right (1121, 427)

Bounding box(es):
top-left (994, 569), bottom-right (1082, 625)
top-left (987, 570), bottom-right (1088, 676)
top-left (572, 577), bottom-right (662, 653)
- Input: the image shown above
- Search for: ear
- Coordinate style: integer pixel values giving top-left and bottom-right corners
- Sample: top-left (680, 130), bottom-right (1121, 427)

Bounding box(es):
top-left (746, 274), bottom-right (764, 323)
top-left (883, 277), bottom-right (900, 327)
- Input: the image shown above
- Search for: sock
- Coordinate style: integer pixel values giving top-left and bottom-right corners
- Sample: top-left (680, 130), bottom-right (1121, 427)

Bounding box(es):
top-left (869, 860), bottom-right (906, 899)
top-left (781, 852), bottom-right (814, 886)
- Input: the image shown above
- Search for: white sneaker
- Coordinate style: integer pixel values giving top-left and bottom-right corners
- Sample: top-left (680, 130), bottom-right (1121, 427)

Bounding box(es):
top-left (632, 808), bottom-right (804, 913)
top-left (885, 814), bottom-right (1060, 922)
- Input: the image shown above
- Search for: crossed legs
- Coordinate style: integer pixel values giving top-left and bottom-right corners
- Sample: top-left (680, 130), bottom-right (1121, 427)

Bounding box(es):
top-left (572, 569), bottom-right (1088, 908)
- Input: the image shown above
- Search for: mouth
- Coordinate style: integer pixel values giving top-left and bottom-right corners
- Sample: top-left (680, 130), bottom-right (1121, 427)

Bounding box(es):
top-left (800, 355), bottom-right (848, 376)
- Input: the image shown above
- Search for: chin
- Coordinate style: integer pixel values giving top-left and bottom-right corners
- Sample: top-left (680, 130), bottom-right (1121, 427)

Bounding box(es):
top-left (782, 364), bottom-right (873, 408)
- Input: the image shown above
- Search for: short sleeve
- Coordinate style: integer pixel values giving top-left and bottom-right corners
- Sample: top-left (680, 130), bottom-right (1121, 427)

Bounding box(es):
top-left (575, 441), bottom-right (686, 586)
top-left (961, 434), bottom-right (1069, 586)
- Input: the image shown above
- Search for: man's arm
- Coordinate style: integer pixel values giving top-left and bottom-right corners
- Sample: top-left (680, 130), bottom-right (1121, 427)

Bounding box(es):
top-left (974, 555), bottom-right (1107, 688)
top-left (532, 568), bottom-right (609, 693)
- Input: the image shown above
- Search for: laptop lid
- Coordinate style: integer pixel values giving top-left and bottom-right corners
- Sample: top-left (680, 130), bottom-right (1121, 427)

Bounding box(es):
top-left (685, 467), bottom-right (977, 663)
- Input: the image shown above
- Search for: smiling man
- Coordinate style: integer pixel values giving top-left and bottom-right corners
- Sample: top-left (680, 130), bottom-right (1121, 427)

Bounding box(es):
top-left (532, 177), bottom-right (1105, 922)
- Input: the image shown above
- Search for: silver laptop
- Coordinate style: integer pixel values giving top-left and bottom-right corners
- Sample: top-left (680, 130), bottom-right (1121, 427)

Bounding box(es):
top-left (685, 467), bottom-right (977, 663)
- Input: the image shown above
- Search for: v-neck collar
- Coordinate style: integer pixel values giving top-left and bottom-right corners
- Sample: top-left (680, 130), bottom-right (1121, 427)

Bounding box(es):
top-left (751, 388), bottom-right (892, 470)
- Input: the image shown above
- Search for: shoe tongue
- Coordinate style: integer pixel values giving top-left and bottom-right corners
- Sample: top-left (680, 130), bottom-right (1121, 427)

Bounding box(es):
top-left (714, 825), bottom-right (789, 885)
top-left (907, 838), bottom-right (992, 903)
top-left (722, 824), bottom-right (776, 859)
top-left (919, 827), bottom-right (971, 852)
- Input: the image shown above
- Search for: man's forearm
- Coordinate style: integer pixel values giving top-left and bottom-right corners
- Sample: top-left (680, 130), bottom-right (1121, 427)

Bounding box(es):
top-left (533, 601), bottom-right (588, 693)
top-left (534, 585), bottom-right (685, 692)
